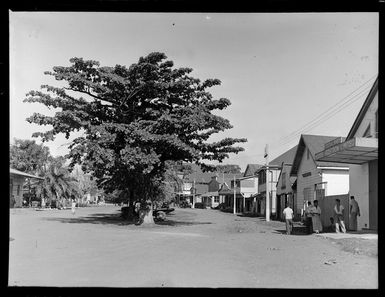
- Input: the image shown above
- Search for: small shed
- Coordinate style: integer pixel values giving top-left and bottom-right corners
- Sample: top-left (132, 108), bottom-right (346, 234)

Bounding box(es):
top-left (10, 168), bottom-right (44, 208)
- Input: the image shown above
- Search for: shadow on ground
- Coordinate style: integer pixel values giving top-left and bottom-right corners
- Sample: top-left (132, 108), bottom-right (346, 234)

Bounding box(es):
top-left (272, 227), bottom-right (310, 236)
top-left (43, 212), bottom-right (136, 226)
top-left (155, 220), bottom-right (212, 227)
top-left (43, 212), bottom-right (212, 227)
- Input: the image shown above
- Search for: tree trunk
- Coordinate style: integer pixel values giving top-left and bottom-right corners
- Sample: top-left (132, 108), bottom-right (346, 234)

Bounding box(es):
top-left (139, 200), bottom-right (155, 225)
top-left (140, 208), bottom-right (155, 225)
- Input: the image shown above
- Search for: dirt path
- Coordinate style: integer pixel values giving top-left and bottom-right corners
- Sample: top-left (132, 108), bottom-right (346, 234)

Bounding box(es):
top-left (9, 206), bottom-right (377, 288)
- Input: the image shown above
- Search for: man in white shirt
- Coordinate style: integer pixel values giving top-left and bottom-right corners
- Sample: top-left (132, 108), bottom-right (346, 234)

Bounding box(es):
top-left (334, 198), bottom-right (346, 233)
top-left (283, 203), bottom-right (294, 235)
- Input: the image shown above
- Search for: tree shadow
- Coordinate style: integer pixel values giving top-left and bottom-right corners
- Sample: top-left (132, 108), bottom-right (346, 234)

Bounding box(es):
top-left (42, 211), bottom-right (212, 227)
top-left (272, 225), bottom-right (310, 236)
top-left (237, 213), bottom-right (261, 218)
top-left (155, 220), bottom-right (213, 227)
top-left (43, 212), bottom-right (136, 226)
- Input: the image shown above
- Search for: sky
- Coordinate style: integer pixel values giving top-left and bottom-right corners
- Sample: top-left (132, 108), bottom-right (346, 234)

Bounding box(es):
top-left (10, 12), bottom-right (378, 171)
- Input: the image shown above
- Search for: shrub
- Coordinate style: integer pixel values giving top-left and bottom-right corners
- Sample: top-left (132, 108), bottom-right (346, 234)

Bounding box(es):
top-left (194, 202), bottom-right (205, 209)
top-left (221, 207), bottom-right (233, 213)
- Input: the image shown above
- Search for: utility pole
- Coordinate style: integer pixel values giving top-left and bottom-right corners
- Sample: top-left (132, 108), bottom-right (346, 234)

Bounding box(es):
top-left (265, 144), bottom-right (270, 222)
top-left (233, 175), bottom-right (236, 214)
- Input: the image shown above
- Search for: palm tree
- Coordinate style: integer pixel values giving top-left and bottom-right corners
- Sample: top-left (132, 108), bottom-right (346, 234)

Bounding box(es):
top-left (35, 158), bottom-right (80, 208)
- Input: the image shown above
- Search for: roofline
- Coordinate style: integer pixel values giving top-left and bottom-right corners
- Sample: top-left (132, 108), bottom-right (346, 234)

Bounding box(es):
top-left (256, 164), bottom-right (282, 173)
top-left (346, 77), bottom-right (378, 139)
top-left (317, 166), bottom-right (349, 170)
top-left (236, 175), bottom-right (257, 181)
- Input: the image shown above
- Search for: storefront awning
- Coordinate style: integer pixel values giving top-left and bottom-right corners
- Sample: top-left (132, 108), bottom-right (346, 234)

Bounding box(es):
top-left (315, 137), bottom-right (378, 165)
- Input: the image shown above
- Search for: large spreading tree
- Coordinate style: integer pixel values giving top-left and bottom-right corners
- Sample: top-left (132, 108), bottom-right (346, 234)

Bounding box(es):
top-left (24, 52), bottom-right (247, 223)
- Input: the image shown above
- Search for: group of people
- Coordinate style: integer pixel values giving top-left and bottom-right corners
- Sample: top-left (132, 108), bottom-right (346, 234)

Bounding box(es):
top-left (282, 196), bottom-right (360, 235)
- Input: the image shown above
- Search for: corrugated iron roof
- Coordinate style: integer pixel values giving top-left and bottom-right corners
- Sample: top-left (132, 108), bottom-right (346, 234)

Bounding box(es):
top-left (244, 164), bottom-right (264, 176)
top-left (290, 134), bottom-right (349, 176)
top-left (10, 168), bottom-right (44, 180)
top-left (270, 145), bottom-right (298, 166)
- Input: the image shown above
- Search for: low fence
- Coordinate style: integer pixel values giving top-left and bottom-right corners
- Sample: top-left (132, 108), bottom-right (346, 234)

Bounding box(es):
top-left (318, 194), bottom-right (349, 230)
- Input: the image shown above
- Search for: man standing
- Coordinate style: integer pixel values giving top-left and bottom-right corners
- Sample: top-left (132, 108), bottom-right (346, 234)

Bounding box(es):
top-left (304, 201), bottom-right (313, 234)
top-left (311, 200), bottom-right (323, 234)
top-left (283, 203), bottom-right (294, 235)
top-left (349, 196), bottom-right (360, 231)
top-left (334, 199), bottom-right (346, 233)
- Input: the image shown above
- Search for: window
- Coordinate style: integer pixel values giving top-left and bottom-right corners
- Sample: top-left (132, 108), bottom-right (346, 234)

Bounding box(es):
top-left (214, 196), bottom-right (219, 203)
top-left (375, 110), bottom-right (378, 138)
top-left (17, 185), bottom-right (20, 196)
top-left (315, 182), bottom-right (327, 199)
top-left (307, 148), bottom-right (310, 160)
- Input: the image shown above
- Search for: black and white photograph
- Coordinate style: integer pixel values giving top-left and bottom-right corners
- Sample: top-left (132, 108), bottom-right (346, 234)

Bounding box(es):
top-left (9, 9), bottom-right (378, 288)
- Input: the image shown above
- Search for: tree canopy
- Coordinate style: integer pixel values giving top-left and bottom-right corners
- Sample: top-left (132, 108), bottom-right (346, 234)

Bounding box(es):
top-left (24, 52), bottom-right (247, 204)
top-left (10, 138), bottom-right (51, 175)
top-left (214, 164), bottom-right (242, 174)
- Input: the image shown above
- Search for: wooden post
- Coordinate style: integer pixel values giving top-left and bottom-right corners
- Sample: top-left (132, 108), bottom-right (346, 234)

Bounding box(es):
top-left (233, 175), bottom-right (236, 214)
top-left (193, 179), bottom-right (196, 208)
top-left (265, 144), bottom-right (270, 222)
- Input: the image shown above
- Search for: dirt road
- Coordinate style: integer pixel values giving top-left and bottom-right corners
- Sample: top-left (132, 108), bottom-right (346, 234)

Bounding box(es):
top-left (8, 206), bottom-right (377, 288)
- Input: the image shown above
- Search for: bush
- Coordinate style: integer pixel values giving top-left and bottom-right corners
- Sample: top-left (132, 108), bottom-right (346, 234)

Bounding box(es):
top-left (180, 201), bottom-right (191, 208)
top-left (194, 202), bottom-right (205, 209)
top-left (221, 206), bottom-right (233, 213)
top-left (77, 202), bottom-right (89, 207)
top-left (215, 203), bottom-right (226, 210)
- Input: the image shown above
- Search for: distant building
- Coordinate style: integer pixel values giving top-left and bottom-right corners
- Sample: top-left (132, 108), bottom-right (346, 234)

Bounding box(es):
top-left (290, 135), bottom-right (350, 219)
top-left (316, 78), bottom-right (378, 230)
top-left (217, 173), bottom-right (244, 212)
top-left (276, 160), bottom-right (298, 221)
top-left (253, 146), bottom-right (297, 218)
top-left (10, 168), bottom-right (44, 208)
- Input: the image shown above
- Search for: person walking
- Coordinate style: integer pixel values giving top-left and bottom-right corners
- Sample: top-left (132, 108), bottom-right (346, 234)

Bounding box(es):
top-left (304, 201), bottom-right (313, 234)
top-left (71, 198), bottom-right (76, 215)
top-left (311, 200), bottom-right (323, 234)
top-left (334, 199), bottom-right (346, 233)
top-left (283, 203), bottom-right (294, 235)
top-left (349, 196), bottom-right (360, 231)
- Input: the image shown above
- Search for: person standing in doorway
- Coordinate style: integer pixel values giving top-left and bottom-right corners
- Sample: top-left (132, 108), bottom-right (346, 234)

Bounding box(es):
top-left (349, 196), bottom-right (360, 231)
top-left (304, 201), bottom-right (313, 234)
top-left (311, 200), bottom-right (323, 234)
top-left (334, 199), bottom-right (346, 233)
top-left (283, 203), bottom-right (294, 235)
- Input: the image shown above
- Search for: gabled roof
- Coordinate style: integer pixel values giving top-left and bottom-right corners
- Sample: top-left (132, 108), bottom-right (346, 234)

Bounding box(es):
top-left (277, 162), bottom-right (297, 189)
top-left (219, 183), bottom-right (231, 192)
top-left (244, 164), bottom-right (263, 177)
top-left (290, 134), bottom-right (348, 176)
top-left (347, 77), bottom-right (378, 140)
top-left (270, 145), bottom-right (298, 166)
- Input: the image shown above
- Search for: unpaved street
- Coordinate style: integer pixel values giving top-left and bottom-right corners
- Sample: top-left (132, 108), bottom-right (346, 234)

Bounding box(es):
top-left (9, 206), bottom-right (377, 288)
